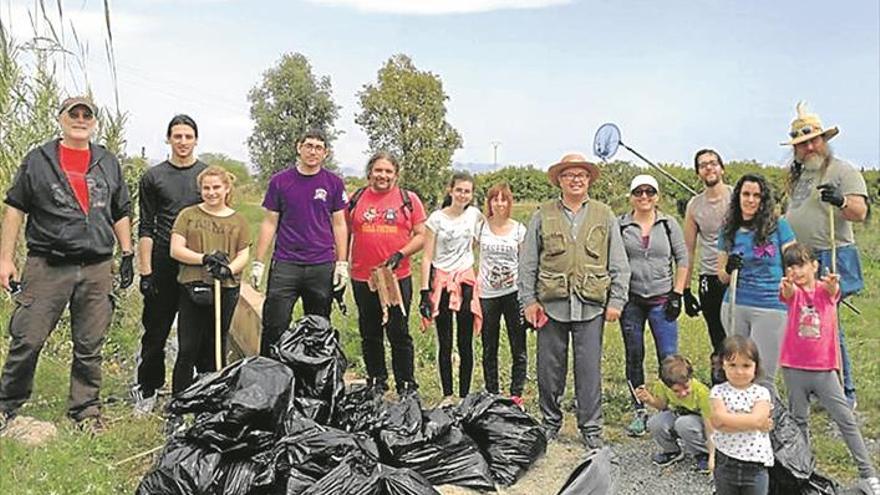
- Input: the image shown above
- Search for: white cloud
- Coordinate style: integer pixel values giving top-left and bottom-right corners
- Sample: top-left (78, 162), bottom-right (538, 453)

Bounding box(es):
top-left (305, 0), bottom-right (571, 15)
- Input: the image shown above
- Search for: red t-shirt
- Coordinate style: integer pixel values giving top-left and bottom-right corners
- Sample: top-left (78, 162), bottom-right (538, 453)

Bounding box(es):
top-left (59, 144), bottom-right (91, 213)
top-left (348, 187), bottom-right (426, 282)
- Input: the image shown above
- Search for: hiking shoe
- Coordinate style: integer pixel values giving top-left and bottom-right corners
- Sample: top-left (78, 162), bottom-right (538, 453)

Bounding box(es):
top-left (652, 450), bottom-right (685, 466)
top-left (581, 431), bottom-right (604, 451)
top-left (625, 411), bottom-right (648, 437)
top-left (74, 415), bottom-right (106, 435)
top-left (860, 476), bottom-right (880, 495)
top-left (510, 395), bottom-right (525, 410)
top-left (130, 385), bottom-right (157, 417)
top-left (694, 453), bottom-right (710, 473)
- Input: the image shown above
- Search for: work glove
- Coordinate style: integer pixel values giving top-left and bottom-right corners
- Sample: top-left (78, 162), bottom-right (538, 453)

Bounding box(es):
top-left (725, 253), bottom-right (743, 275)
top-left (817, 183), bottom-right (845, 208)
top-left (664, 291), bottom-right (682, 321)
top-left (139, 273), bottom-right (159, 298)
top-left (385, 251), bottom-right (405, 271)
top-left (250, 261), bottom-right (265, 288)
top-left (333, 285), bottom-right (348, 316)
top-left (682, 288), bottom-right (701, 317)
top-left (419, 289), bottom-right (433, 320)
top-left (518, 303), bottom-right (533, 331)
top-left (333, 261), bottom-right (349, 292)
top-left (119, 252), bottom-right (135, 289)
top-left (203, 251), bottom-right (232, 280)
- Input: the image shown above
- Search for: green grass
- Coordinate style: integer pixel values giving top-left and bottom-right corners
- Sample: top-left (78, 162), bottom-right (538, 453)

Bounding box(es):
top-left (0, 201), bottom-right (877, 493)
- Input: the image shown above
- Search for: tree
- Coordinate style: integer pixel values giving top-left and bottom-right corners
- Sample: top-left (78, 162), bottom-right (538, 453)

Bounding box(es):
top-left (247, 53), bottom-right (340, 179)
top-left (356, 54), bottom-right (462, 206)
top-left (199, 152), bottom-right (253, 186)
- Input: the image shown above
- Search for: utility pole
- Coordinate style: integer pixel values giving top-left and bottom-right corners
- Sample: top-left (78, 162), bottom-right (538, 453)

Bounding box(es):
top-left (490, 141), bottom-right (501, 167)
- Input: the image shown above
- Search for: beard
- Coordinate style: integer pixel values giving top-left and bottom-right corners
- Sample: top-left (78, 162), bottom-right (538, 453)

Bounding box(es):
top-left (703, 176), bottom-right (721, 187)
top-left (796, 144), bottom-right (832, 172)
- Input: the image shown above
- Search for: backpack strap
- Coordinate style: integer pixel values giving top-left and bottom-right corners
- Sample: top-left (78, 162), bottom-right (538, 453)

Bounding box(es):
top-left (349, 185), bottom-right (414, 218)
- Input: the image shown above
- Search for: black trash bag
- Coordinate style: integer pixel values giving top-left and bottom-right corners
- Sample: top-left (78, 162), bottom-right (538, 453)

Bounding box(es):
top-left (376, 464), bottom-right (441, 495)
top-left (222, 448), bottom-right (277, 495)
top-left (185, 409), bottom-right (277, 455)
top-left (556, 447), bottom-right (619, 495)
top-left (769, 465), bottom-right (841, 495)
top-left (284, 468), bottom-right (317, 495)
top-left (287, 396), bottom-right (331, 425)
top-left (136, 438), bottom-right (226, 495)
top-left (168, 356), bottom-right (294, 426)
top-left (276, 415), bottom-right (380, 481)
top-left (455, 392), bottom-right (547, 486)
top-left (769, 395), bottom-right (815, 482)
top-left (333, 384), bottom-right (391, 434)
top-left (271, 315), bottom-right (348, 423)
top-left (377, 395), bottom-right (495, 491)
top-left (299, 452), bottom-right (440, 495)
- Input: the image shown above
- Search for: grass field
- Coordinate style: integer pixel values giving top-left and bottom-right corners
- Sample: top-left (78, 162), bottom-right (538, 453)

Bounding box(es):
top-left (0, 198), bottom-right (877, 494)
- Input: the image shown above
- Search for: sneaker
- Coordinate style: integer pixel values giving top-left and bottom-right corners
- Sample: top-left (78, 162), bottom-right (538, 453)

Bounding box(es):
top-left (860, 476), bottom-right (880, 495)
top-left (542, 424), bottom-right (560, 442)
top-left (581, 430), bottom-right (604, 450)
top-left (397, 381), bottom-right (419, 398)
top-left (652, 450), bottom-right (685, 466)
top-left (694, 453), bottom-right (710, 473)
top-left (130, 385), bottom-right (157, 417)
top-left (510, 395), bottom-right (525, 410)
top-left (625, 411), bottom-right (647, 437)
top-left (437, 395), bottom-right (458, 408)
top-left (74, 415), bottom-right (106, 435)
top-left (164, 415), bottom-right (186, 437)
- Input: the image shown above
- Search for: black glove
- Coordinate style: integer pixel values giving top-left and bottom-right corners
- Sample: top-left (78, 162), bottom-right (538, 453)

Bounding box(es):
top-left (203, 251), bottom-right (232, 280)
top-left (385, 251), bottom-right (405, 271)
top-left (419, 289), bottom-right (433, 320)
top-left (334, 286), bottom-right (348, 316)
top-left (817, 183), bottom-right (845, 208)
top-left (725, 253), bottom-right (743, 275)
top-left (139, 273), bottom-right (159, 298)
top-left (682, 288), bottom-right (701, 317)
top-left (119, 252), bottom-right (134, 289)
top-left (664, 291), bottom-right (682, 321)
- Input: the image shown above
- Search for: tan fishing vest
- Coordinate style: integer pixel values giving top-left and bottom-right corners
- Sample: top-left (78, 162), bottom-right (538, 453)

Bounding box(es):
top-left (537, 198), bottom-right (612, 305)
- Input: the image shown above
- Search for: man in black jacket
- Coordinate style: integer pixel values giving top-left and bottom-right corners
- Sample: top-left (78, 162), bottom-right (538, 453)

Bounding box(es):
top-left (0, 96), bottom-right (133, 434)
top-left (131, 115), bottom-right (207, 415)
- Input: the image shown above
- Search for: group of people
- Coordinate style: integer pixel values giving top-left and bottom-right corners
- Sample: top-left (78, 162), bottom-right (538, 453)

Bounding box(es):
top-left (0, 97), bottom-right (876, 493)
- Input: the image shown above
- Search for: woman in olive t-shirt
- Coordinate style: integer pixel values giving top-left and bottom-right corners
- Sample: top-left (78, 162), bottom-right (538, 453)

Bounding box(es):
top-left (169, 166), bottom-right (250, 394)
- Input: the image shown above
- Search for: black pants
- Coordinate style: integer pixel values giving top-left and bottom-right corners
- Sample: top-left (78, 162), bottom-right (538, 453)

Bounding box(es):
top-left (436, 284), bottom-right (475, 398)
top-left (699, 274), bottom-right (727, 352)
top-left (260, 260), bottom-right (333, 356)
top-left (136, 252), bottom-right (180, 396)
top-left (479, 292), bottom-right (527, 396)
top-left (173, 284), bottom-right (239, 395)
top-left (352, 277), bottom-right (416, 392)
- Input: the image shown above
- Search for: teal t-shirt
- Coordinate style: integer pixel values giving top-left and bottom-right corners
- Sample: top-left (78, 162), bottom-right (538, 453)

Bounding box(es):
top-left (649, 378), bottom-right (712, 418)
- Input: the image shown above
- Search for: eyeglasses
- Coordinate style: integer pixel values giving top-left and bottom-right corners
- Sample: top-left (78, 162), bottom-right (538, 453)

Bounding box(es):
top-left (697, 159), bottom-right (720, 170)
top-left (559, 172), bottom-right (588, 181)
top-left (68, 109), bottom-right (94, 121)
top-left (631, 187), bottom-right (657, 197)
top-left (789, 125), bottom-right (817, 139)
top-left (301, 143), bottom-right (326, 152)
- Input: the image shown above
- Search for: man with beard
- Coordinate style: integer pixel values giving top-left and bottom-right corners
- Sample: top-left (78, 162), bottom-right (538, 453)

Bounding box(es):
top-left (783, 102), bottom-right (868, 410)
top-left (682, 149), bottom-right (732, 384)
top-left (347, 151), bottom-right (426, 396)
top-left (131, 115), bottom-right (207, 415)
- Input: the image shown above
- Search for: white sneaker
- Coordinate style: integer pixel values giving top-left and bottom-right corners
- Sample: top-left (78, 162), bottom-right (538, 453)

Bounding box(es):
top-left (130, 385), bottom-right (157, 417)
top-left (861, 476), bottom-right (880, 495)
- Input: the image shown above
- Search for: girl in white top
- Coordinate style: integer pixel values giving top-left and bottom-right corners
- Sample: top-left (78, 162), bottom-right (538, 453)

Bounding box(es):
top-left (710, 335), bottom-right (774, 494)
top-left (420, 172), bottom-right (483, 406)
top-left (477, 183), bottom-right (528, 405)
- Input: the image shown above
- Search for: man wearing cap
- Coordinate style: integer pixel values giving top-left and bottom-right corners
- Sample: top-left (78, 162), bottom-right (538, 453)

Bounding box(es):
top-left (130, 114), bottom-right (207, 415)
top-left (519, 153), bottom-right (630, 449)
top-left (782, 102), bottom-right (868, 409)
top-left (683, 149), bottom-right (733, 383)
top-left (252, 129), bottom-right (349, 356)
top-left (0, 96), bottom-right (133, 433)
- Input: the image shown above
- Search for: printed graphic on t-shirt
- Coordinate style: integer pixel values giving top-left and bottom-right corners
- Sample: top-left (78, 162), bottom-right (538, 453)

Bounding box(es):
top-left (314, 188), bottom-right (328, 201)
top-left (359, 206), bottom-right (401, 234)
top-left (789, 173), bottom-right (816, 209)
top-left (486, 264), bottom-right (515, 290)
top-left (798, 305), bottom-right (821, 339)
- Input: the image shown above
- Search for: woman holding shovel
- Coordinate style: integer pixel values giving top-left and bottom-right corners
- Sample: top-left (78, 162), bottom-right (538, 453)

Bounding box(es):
top-left (716, 174), bottom-right (794, 396)
top-left (169, 166), bottom-right (251, 395)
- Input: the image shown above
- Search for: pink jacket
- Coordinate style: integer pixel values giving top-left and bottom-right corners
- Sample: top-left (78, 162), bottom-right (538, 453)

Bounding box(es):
top-left (421, 266), bottom-right (483, 334)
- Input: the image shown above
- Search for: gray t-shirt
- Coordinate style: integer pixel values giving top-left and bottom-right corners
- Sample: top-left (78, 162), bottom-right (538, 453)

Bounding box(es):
top-left (426, 206), bottom-right (482, 272)
top-left (478, 220), bottom-right (526, 298)
top-left (685, 185), bottom-right (732, 276)
top-left (785, 156), bottom-right (867, 250)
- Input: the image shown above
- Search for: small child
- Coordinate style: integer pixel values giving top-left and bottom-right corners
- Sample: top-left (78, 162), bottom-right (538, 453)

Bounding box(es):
top-left (710, 335), bottom-right (774, 494)
top-left (634, 354), bottom-right (714, 472)
top-left (779, 243), bottom-right (879, 493)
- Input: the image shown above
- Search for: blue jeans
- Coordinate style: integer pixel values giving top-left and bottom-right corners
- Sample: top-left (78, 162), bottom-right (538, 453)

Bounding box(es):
top-left (714, 451), bottom-right (768, 495)
top-left (620, 298), bottom-right (678, 407)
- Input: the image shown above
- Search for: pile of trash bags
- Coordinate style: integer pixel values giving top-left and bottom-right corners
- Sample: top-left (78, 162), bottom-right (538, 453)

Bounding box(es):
top-left (137, 315), bottom-right (547, 494)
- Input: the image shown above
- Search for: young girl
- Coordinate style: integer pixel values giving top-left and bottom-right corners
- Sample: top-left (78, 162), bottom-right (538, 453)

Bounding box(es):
top-left (420, 171), bottom-right (483, 406)
top-left (710, 335), bottom-right (774, 495)
top-left (779, 243), bottom-right (878, 493)
top-left (170, 166), bottom-right (250, 395)
top-left (477, 182), bottom-right (527, 406)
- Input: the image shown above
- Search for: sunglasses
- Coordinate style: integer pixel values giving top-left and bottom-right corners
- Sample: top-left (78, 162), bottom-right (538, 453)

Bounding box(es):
top-left (789, 125), bottom-right (818, 139)
top-left (631, 187), bottom-right (657, 197)
top-left (68, 109), bottom-right (94, 121)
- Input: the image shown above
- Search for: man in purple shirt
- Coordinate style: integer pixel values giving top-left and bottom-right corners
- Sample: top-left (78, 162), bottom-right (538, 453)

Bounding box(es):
top-left (251, 130), bottom-right (349, 356)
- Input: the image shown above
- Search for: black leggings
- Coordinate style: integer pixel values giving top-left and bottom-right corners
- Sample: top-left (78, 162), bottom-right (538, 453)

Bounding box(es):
top-left (480, 291), bottom-right (527, 396)
top-left (435, 284), bottom-right (474, 398)
top-left (173, 285), bottom-right (239, 395)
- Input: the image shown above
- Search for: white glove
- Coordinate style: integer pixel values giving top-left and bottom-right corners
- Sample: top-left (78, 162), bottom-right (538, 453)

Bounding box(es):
top-left (250, 261), bottom-right (265, 289)
top-left (333, 261), bottom-right (349, 291)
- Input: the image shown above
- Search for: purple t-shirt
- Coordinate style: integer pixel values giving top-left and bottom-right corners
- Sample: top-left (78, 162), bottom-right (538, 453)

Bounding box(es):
top-left (262, 166), bottom-right (347, 264)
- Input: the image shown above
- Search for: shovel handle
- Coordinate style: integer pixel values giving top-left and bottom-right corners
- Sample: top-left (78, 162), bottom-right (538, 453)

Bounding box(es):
top-left (214, 278), bottom-right (222, 371)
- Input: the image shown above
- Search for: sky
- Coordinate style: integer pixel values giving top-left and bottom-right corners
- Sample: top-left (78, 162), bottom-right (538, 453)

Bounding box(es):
top-left (3, 0), bottom-right (879, 174)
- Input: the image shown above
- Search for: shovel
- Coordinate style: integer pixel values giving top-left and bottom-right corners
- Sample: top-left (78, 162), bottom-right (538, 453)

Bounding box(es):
top-left (728, 268), bottom-right (739, 335)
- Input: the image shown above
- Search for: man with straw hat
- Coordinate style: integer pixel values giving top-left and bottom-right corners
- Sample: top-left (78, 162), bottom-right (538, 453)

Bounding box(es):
top-left (782, 101), bottom-right (868, 410)
top-left (519, 153), bottom-right (630, 450)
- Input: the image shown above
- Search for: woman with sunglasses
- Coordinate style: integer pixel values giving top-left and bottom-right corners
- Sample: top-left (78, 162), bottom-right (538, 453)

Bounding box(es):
top-left (618, 175), bottom-right (689, 439)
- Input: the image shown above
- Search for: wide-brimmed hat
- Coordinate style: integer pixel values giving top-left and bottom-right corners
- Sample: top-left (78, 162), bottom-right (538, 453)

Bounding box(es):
top-left (58, 96), bottom-right (97, 116)
top-left (781, 101), bottom-right (839, 146)
top-left (547, 153), bottom-right (600, 187)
